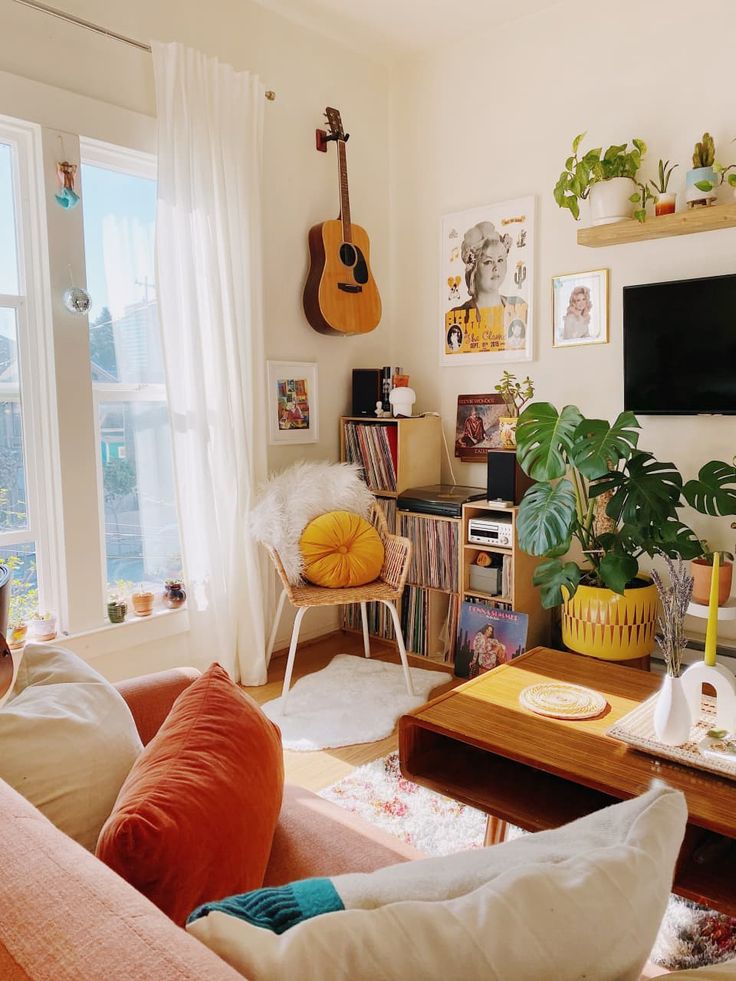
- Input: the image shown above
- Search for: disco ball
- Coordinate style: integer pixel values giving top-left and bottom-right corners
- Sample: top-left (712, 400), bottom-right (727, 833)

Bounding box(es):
top-left (63, 287), bottom-right (92, 315)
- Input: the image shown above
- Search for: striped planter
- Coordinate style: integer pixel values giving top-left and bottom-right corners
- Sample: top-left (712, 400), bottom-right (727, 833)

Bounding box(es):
top-left (561, 579), bottom-right (658, 661)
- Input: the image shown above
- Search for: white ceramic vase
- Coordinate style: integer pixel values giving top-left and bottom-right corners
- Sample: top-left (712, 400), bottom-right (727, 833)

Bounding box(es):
top-left (653, 673), bottom-right (692, 746)
top-left (588, 177), bottom-right (636, 225)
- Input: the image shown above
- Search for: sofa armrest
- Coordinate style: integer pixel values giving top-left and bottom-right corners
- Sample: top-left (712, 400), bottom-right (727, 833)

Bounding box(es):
top-left (116, 667), bottom-right (201, 745)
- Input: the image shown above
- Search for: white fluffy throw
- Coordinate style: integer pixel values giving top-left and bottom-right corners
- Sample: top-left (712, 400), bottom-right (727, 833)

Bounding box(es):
top-left (248, 461), bottom-right (375, 584)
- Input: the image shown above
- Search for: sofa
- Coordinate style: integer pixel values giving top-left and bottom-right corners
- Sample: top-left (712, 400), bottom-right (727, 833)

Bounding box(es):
top-left (0, 665), bottom-right (733, 980)
top-left (0, 666), bottom-right (421, 980)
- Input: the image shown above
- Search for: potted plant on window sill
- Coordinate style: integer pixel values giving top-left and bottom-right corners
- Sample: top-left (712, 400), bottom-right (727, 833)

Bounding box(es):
top-left (163, 578), bottom-right (187, 609)
top-left (554, 133), bottom-right (647, 226)
top-left (493, 371), bottom-right (535, 450)
top-left (515, 402), bottom-right (705, 660)
top-left (107, 591), bottom-right (128, 624)
top-left (131, 585), bottom-right (155, 617)
top-left (26, 611), bottom-right (57, 642)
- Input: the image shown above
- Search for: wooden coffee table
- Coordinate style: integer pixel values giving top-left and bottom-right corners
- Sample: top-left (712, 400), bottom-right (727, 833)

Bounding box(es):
top-left (399, 646), bottom-right (736, 915)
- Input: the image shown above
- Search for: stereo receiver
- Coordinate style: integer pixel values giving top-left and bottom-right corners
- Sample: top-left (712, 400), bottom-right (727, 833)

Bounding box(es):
top-left (467, 517), bottom-right (513, 548)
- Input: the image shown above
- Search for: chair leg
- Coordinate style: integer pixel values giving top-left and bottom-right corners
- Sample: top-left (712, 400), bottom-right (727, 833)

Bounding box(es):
top-left (360, 602), bottom-right (371, 658)
top-left (382, 601), bottom-right (414, 696)
top-left (266, 589), bottom-right (287, 664)
top-left (281, 607), bottom-right (307, 714)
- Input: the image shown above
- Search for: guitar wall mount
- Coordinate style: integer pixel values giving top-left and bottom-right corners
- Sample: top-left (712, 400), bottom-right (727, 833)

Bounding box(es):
top-left (316, 128), bottom-right (349, 153)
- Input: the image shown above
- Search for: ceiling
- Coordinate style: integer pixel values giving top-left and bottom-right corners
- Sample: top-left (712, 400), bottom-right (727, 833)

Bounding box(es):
top-left (253, 0), bottom-right (562, 57)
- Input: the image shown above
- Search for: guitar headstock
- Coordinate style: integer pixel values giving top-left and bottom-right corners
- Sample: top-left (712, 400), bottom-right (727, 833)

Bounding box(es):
top-left (325, 107), bottom-right (346, 142)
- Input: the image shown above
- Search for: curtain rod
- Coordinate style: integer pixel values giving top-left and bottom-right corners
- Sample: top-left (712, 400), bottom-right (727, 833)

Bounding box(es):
top-left (12, 0), bottom-right (277, 100)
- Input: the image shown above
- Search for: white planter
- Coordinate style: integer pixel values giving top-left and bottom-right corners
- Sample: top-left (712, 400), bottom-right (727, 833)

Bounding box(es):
top-left (588, 177), bottom-right (636, 226)
top-left (26, 617), bottom-right (57, 642)
top-left (653, 673), bottom-right (692, 746)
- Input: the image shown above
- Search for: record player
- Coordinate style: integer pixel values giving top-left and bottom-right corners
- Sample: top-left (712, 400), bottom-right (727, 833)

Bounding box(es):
top-left (397, 484), bottom-right (486, 519)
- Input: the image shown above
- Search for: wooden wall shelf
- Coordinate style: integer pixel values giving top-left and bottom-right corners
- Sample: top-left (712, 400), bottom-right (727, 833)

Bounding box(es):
top-left (577, 202), bottom-right (736, 248)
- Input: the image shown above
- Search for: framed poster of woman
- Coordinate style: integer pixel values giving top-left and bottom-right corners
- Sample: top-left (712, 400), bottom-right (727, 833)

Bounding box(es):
top-left (552, 269), bottom-right (609, 348)
top-left (440, 196), bottom-right (535, 366)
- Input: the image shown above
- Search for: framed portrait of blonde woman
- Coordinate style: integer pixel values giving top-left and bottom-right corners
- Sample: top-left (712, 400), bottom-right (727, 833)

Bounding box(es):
top-left (552, 269), bottom-right (609, 348)
top-left (440, 196), bottom-right (535, 366)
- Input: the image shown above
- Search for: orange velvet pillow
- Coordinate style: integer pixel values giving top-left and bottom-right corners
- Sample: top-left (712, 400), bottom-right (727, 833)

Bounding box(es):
top-left (95, 663), bottom-right (284, 927)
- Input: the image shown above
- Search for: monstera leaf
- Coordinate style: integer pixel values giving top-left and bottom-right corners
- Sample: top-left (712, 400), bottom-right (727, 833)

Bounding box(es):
top-left (532, 558), bottom-right (582, 609)
top-left (598, 552), bottom-right (639, 594)
top-left (515, 403), bottom-right (583, 481)
top-left (625, 518), bottom-right (704, 561)
top-left (590, 451), bottom-right (682, 528)
top-left (516, 479), bottom-right (577, 557)
top-left (683, 460), bottom-right (736, 517)
top-left (569, 411), bottom-right (640, 480)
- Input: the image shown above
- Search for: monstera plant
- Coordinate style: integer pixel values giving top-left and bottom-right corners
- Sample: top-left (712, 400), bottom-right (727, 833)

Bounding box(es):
top-left (514, 403), bottom-right (709, 609)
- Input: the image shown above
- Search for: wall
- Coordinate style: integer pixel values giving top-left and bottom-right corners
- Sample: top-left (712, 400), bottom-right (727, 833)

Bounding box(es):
top-left (389, 0), bottom-right (736, 642)
top-left (0, 0), bottom-right (395, 673)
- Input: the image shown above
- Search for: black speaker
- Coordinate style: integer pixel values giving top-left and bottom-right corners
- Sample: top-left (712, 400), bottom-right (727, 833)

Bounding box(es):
top-left (486, 449), bottom-right (534, 505)
top-left (352, 368), bottom-right (382, 416)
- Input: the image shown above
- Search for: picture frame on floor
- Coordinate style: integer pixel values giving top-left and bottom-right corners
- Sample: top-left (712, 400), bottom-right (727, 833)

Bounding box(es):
top-left (552, 268), bottom-right (609, 348)
top-left (267, 361), bottom-right (319, 444)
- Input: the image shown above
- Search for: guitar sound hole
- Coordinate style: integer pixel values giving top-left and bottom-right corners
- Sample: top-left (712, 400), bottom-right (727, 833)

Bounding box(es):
top-left (339, 243), bottom-right (357, 267)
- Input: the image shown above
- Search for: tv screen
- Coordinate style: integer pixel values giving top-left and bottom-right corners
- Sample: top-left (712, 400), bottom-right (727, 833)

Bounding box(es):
top-left (623, 273), bottom-right (736, 415)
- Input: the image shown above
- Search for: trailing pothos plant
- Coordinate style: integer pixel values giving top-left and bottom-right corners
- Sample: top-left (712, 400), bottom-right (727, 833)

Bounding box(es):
top-left (513, 403), bottom-right (736, 609)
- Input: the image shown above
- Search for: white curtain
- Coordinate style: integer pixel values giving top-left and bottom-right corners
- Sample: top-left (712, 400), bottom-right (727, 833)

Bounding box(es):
top-left (152, 41), bottom-right (271, 685)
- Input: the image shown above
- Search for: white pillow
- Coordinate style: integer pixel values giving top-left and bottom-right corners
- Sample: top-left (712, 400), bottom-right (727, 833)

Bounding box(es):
top-left (188, 786), bottom-right (687, 981)
top-left (0, 643), bottom-right (143, 851)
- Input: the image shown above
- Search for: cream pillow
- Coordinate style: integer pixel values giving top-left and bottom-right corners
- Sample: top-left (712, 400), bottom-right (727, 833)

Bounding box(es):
top-left (0, 643), bottom-right (143, 851)
top-left (188, 786), bottom-right (687, 981)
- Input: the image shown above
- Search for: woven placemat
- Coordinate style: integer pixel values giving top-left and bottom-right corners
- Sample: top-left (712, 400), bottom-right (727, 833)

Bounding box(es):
top-left (519, 681), bottom-right (607, 720)
top-left (607, 692), bottom-right (736, 781)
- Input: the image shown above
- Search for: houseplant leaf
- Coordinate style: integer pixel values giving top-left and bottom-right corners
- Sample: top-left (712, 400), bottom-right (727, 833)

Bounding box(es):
top-left (516, 403), bottom-right (583, 481)
top-left (598, 552), bottom-right (638, 594)
top-left (590, 451), bottom-right (682, 528)
top-left (532, 558), bottom-right (582, 609)
top-left (516, 479), bottom-right (577, 556)
top-left (683, 460), bottom-right (736, 516)
top-left (569, 411), bottom-right (640, 479)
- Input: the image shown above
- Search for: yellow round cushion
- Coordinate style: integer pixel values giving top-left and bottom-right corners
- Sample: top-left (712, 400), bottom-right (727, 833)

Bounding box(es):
top-left (299, 511), bottom-right (385, 588)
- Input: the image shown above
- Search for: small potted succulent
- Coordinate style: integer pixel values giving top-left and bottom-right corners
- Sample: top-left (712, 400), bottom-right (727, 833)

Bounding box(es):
top-left (107, 591), bottom-right (128, 624)
top-left (163, 578), bottom-right (187, 609)
top-left (26, 611), bottom-right (57, 642)
top-left (131, 585), bottom-right (155, 617)
top-left (554, 133), bottom-right (647, 225)
top-left (691, 541), bottom-right (734, 606)
top-left (7, 620), bottom-right (28, 651)
top-left (7, 593), bottom-right (32, 650)
top-left (650, 159), bottom-right (679, 216)
top-left (686, 133), bottom-right (718, 207)
top-left (494, 371), bottom-right (535, 449)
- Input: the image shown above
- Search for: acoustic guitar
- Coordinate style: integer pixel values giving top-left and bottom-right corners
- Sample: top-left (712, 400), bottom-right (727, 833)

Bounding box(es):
top-left (303, 107), bottom-right (382, 335)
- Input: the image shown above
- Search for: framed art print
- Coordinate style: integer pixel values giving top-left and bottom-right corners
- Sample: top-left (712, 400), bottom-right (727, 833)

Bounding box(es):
top-left (267, 361), bottom-right (319, 444)
top-left (440, 196), bottom-right (535, 366)
top-left (552, 269), bottom-right (609, 348)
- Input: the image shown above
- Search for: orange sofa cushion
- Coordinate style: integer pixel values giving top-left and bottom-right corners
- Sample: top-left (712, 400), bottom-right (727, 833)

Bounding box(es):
top-left (300, 510), bottom-right (384, 587)
top-left (96, 663), bottom-right (284, 927)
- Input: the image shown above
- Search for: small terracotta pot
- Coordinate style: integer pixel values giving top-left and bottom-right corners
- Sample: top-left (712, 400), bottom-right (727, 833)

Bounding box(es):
top-left (131, 591), bottom-right (154, 617)
top-left (691, 558), bottom-right (733, 606)
top-left (107, 601), bottom-right (127, 624)
top-left (498, 416), bottom-right (517, 450)
top-left (8, 624), bottom-right (27, 650)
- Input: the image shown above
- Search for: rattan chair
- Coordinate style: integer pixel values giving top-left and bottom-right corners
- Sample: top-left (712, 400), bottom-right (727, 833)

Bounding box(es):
top-left (265, 505), bottom-right (415, 712)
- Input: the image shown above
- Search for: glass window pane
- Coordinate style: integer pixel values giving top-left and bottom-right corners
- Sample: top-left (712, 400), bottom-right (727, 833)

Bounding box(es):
top-left (0, 542), bottom-right (37, 623)
top-left (82, 163), bottom-right (164, 384)
top-left (99, 401), bottom-right (181, 589)
top-left (0, 143), bottom-right (19, 295)
top-left (0, 400), bottom-right (28, 531)
top-left (0, 306), bottom-right (19, 382)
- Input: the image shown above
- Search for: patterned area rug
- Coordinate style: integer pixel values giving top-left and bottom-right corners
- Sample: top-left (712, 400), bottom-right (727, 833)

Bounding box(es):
top-left (319, 752), bottom-right (736, 972)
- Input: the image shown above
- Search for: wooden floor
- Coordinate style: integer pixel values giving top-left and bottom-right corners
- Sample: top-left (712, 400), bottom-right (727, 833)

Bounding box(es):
top-left (243, 630), bottom-right (459, 793)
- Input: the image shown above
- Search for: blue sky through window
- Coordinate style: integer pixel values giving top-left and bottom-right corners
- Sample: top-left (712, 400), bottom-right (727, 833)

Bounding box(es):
top-left (0, 143), bottom-right (19, 295)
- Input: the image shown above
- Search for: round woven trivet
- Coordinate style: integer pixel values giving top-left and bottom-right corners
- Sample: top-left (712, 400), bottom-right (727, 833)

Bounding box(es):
top-left (518, 682), bottom-right (607, 720)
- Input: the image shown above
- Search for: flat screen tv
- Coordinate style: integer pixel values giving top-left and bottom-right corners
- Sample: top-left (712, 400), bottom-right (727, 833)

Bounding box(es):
top-left (623, 272), bottom-right (736, 415)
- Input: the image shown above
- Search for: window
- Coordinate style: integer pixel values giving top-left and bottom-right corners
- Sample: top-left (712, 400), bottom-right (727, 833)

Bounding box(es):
top-left (81, 144), bottom-right (182, 596)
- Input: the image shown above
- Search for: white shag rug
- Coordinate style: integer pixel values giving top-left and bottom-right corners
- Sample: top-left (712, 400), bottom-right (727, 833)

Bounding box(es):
top-left (320, 752), bottom-right (736, 973)
top-left (261, 654), bottom-right (452, 751)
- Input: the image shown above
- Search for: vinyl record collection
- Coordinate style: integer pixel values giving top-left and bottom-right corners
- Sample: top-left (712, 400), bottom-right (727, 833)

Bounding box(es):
top-left (397, 513), bottom-right (459, 592)
top-left (343, 422), bottom-right (398, 492)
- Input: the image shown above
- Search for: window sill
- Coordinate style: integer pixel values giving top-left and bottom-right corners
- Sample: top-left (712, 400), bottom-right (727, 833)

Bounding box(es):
top-left (55, 606), bottom-right (190, 661)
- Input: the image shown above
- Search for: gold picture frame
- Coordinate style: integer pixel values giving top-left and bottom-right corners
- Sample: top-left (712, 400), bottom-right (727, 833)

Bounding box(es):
top-left (552, 268), bottom-right (609, 348)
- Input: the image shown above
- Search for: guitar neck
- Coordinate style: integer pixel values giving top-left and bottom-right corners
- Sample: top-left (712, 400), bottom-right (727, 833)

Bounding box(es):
top-left (337, 139), bottom-right (352, 244)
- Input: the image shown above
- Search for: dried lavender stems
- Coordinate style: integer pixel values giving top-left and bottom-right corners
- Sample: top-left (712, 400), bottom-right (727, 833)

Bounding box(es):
top-left (651, 556), bottom-right (694, 678)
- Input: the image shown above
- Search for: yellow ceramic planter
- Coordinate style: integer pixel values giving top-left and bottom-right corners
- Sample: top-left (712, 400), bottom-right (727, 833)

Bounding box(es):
top-left (561, 579), bottom-right (658, 661)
